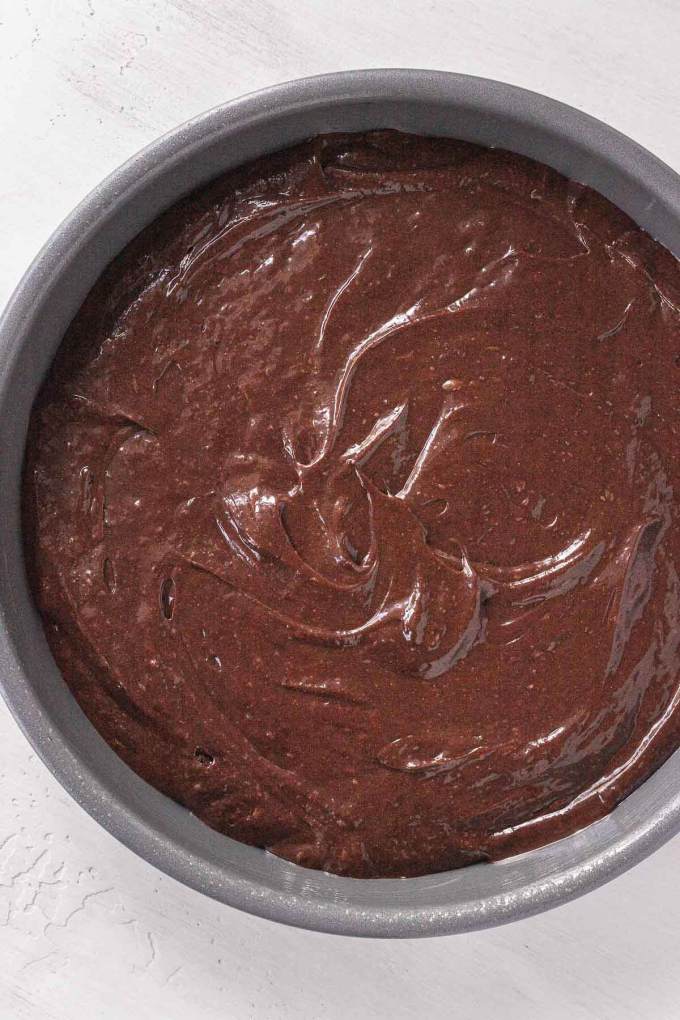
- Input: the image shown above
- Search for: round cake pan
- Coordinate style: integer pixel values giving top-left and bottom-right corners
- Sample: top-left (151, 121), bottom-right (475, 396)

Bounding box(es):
top-left (1, 70), bottom-right (680, 939)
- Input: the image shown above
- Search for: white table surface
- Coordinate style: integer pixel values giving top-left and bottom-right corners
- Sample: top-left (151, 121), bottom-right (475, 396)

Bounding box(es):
top-left (2, 2), bottom-right (680, 1017)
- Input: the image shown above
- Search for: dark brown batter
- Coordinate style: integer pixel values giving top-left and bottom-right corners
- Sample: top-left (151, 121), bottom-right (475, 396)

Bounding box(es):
top-left (23, 131), bottom-right (680, 877)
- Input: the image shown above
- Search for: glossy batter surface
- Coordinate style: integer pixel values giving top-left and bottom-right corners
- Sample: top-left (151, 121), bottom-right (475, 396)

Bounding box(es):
top-left (23, 132), bottom-right (680, 877)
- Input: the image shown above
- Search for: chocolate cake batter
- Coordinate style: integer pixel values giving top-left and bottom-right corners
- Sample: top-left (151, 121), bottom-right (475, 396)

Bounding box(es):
top-left (23, 132), bottom-right (680, 877)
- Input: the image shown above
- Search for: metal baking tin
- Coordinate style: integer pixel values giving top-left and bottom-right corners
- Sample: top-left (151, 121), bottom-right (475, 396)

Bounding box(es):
top-left (1, 70), bottom-right (680, 938)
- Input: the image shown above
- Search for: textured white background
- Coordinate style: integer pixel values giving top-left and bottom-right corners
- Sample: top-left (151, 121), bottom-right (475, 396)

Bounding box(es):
top-left (2, 2), bottom-right (680, 1017)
